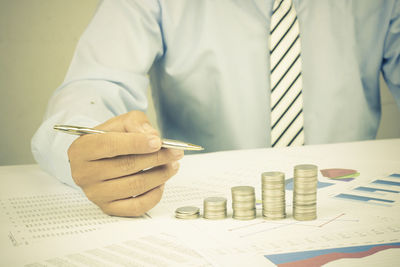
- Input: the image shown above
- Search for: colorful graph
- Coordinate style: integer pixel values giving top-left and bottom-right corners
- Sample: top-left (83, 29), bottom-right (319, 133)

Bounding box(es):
top-left (372, 180), bottom-right (400, 187)
top-left (354, 186), bottom-right (400, 194)
top-left (334, 193), bottom-right (394, 206)
top-left (320, 168), bottom-right (359, 182)
top-left (331, 173), bottom-right (400, 206)
top-left (388, 173), bottom-right (400, 179)
top-left (264, 242), bottom-right (400, 266)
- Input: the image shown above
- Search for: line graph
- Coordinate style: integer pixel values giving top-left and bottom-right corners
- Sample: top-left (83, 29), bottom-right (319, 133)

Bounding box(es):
top-left (265, 242), bottom-right (400, 266)
top-left (225, 213), bottom-right (357, 238)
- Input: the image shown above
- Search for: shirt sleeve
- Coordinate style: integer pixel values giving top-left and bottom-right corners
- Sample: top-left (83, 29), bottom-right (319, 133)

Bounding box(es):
top-left (382, 0), bottom-right (400, 108)
top-left (31, 0), bottom-right (164, 187)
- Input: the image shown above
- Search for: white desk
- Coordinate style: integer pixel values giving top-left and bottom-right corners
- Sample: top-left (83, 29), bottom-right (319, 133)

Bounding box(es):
top-left (1, 139), bottom-right (400, 266)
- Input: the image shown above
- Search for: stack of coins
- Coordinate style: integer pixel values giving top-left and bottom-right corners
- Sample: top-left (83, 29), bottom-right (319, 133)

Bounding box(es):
top-left (293, 164), bottom-right (318, 221)
top-left (175, 206), bottom-right (200, 219)
top-left (203, 197), bottom-right (227, 219)
top-left (231, 186), bottom-right (256, 220)
top-left (261, 172), bottom-right (286, 220)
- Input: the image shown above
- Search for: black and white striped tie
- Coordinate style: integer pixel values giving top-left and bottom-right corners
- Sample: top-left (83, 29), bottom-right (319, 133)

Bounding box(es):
top-left (270, 0), bottom-right (305, 147)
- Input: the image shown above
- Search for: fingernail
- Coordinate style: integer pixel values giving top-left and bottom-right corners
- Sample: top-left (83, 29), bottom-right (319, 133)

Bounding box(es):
top-left (171, 161), bottom-right (180, 170)
top-left (148, 136), bottom-right (161, 149)
top-left (170, 149), bottom-right (184, 158)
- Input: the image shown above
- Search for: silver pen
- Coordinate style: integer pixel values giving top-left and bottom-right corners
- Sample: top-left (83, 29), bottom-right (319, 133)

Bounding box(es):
top-left (53, 125), bottom-right (204, 151)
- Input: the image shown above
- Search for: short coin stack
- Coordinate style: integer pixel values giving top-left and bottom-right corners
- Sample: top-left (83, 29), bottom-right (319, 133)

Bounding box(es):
top-left (203, 197), bottom-right (227, 219)
top-left (175, 206), bottom-right (200, 219)
top-left (293, 164), bottom-right (318, 221)
top-left (261, 172), bottom-right (286, 220)
top-left (231, 186), bottom-right (256, 220)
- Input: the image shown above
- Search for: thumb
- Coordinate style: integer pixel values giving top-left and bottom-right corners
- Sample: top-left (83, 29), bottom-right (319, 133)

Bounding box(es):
top-left (123, 111), bottom-right (160, 136)
top-left (95, 111), bottom-right (159, 136)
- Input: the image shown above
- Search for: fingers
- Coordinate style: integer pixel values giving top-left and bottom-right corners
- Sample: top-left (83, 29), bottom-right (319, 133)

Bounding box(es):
top-left (101, 184), bottom-right (165, 217)
top-left (71, 148), bottom-right (184, 185)
top-left (66, 111), bottom-right (175, 217)
top-left (83, 162), bottom-right (179, 204)
top-left (68, 132), bottom-right (162, 161)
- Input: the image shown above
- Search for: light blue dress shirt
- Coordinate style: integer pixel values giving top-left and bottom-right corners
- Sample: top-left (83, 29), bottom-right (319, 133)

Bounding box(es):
top-left (32, 0), bottom-right (400, 187)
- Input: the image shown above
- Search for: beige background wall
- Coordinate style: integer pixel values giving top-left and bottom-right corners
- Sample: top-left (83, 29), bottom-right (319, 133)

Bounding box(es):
top-left (1, 0), bottom-right (399, 166)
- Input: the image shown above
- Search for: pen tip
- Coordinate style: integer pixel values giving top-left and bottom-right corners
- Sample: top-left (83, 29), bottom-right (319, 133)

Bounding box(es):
top-left (188, 144), bottom-right (204, 151)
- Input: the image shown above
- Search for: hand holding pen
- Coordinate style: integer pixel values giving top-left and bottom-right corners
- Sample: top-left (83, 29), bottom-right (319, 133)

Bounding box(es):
top-left (60, 111), bottom-right (202, 217)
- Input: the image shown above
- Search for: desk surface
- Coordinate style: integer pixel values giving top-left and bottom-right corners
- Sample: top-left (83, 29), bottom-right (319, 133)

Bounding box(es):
top-left (1, 139), bottom-right (400, 266)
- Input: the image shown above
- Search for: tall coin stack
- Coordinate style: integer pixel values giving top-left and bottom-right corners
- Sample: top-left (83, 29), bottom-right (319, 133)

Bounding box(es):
top-left (203, 197), bottom-right (227, 219)
top-left (293, 164), bottom-right (318, 221)
top-left (261, 172), bottom-right (286, 220)
top-left (231, 186), bottom-right (256, 220)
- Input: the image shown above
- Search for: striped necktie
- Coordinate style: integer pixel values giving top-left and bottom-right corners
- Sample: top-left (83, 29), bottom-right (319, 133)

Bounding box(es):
top-left (270, 0), bottom-right (305, 147)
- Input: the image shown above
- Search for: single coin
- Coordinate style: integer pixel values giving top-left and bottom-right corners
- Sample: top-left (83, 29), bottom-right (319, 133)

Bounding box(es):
top-left (293, 214), bottom-right (317, 221)
top-left (204, 213), bottom-right (227, 220)
top-left (232, 195), bottom-right (256, 202)
top-left (294, 194), bottom-right (317, 201)
top-left (203, 210), bottom-right (227, 216)
top-left (262, 190), bottom-right (285, 197)
top-left (263, 213), bottom-right (286, 220)
top-left (294, 177), bottom-right (318, 183)
top-left (233, 209), bottom-right (256, 217)
top-left (263, 205), bottom-right (286, 211)
top-left (263, 205), bottom-right (286, 210)
top-left (232, 203), bottom-right (256, 210)
top-left (261, 172), bottom-right (285, 182)
top-left (261, 183), bottom-right (286, 191)
top-left (175, 213), bottom-right (200, 219)
top-left (204, 197), bottom-right (227, 204)
top-left (231, 186), bottom-right (255, 195)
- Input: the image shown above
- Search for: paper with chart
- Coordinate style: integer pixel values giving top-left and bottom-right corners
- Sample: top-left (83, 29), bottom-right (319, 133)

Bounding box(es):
top-left (150, 149), bottom-right (400, 266)
top-left (21, 229), bottom-right (212, 267)
top-left (0, 165), bottom-right (211, 266)
top-left (1, 142), bottom-right (400, 266)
